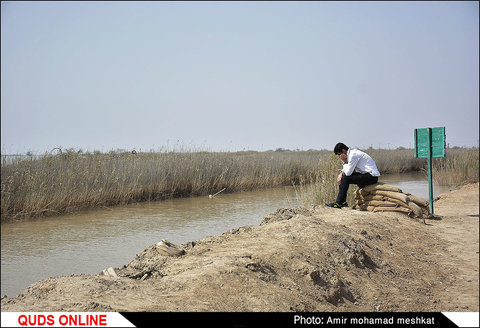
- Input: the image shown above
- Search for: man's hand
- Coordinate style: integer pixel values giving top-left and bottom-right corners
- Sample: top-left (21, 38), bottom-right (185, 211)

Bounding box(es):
top-left (337, 172), bottom-right (343, 185)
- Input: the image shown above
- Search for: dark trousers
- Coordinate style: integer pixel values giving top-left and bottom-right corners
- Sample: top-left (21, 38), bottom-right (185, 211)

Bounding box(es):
top-left (336, 172), bottom-right (378, 204)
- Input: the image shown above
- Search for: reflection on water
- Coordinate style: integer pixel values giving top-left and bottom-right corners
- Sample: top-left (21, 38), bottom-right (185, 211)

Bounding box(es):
top-left (380, 172), bottom-right (452, 199)
top-left (1, 172), bottom-right (451, 297)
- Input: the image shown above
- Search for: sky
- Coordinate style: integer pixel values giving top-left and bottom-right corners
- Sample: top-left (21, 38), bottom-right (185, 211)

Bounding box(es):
top-left (1, 1), bottom-right (479, 154)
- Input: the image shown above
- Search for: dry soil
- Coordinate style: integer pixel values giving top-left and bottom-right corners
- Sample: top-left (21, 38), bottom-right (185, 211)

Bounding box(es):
top-left (1, 183), bottom-right (478, 312)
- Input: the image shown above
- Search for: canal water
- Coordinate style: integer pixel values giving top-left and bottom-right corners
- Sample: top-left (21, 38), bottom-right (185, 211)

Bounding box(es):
top-left (1, 172), bottom-right (451, 297)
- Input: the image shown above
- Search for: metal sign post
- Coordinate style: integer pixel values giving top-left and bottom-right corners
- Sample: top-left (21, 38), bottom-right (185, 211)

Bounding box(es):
top-left (414, 127), bottom-right (446, 214)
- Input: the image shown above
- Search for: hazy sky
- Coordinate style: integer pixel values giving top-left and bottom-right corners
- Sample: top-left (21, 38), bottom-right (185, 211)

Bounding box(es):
top-left (1, 1), bottom-right (478, 154)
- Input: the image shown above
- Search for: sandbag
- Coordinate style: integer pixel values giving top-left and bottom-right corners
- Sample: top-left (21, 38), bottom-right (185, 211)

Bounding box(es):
top-left (404, 193), bottom-right (429, 208)
top-left (407, 201), bottom-right (423, 218)
top-left (382, 197), bottom-right (410, 208)
top-left (372, 206), bottom-right (412, 214)
top-left (356, 189), bottom-right (371, 197)
top-left (362, 183), bottom-right (403, 193)
top-left (353, 183), bottom-right (430, 220)
top-left (368, 190), bottom-right (410, 204)
top-left (359, 200), bottom-right (399, 208)
top-left (356, 194), bottom-right (387, 202)
top-left (355, 195), bottom-right (407, 208)
top-left (156, 240), bottom-right (185, 257)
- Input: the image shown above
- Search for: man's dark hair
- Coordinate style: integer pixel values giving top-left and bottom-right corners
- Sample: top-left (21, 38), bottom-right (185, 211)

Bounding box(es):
top-left (334, 143), bottom-right (349, 154)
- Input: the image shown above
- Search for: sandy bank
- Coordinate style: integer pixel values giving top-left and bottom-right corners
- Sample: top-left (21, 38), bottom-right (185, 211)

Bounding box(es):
top-left (1, 183), bottom-right (478, 312)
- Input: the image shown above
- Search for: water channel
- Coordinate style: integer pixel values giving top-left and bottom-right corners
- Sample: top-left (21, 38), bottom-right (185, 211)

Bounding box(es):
top-left (1, 172), bottom-right (452, 297)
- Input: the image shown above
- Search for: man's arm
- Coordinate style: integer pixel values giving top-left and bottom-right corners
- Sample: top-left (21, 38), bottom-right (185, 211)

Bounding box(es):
top-left (341, 152), bottom-right (361, 176)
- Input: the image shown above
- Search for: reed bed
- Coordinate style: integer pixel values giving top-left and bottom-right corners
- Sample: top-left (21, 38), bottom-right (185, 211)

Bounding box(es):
top-left (432, 148), bottom-right (479, 187)
top-left (367, 148), bottom-right (425, 174)
top-left (1, 147), bottom-right (477, 222)
top-left (294, 153), bottom-right (356, 207)
top-left (1, 149), bottom-right (322, 222)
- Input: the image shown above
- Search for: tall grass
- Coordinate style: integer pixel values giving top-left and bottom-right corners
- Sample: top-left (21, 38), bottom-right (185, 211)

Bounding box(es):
top-left (2, 147), bottom-right (477, 221)
top-left (367, 148), bottom-right (425, 174)
top-left (1, 149), bottom-right (321, 222)
top-left (432, 148), bottom-right (479, 187)
top-left (294, 153), bottom-right (356, 207)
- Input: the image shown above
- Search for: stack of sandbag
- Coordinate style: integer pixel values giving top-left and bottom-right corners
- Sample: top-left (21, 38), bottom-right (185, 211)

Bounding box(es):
top-left (352, 183), bottom-right (431, 219)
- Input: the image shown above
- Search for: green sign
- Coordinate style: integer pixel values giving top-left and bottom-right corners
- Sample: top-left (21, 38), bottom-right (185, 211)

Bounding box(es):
top-left (414, 127), bottom-right (446, 158)
top-left (413, 127), bottom-right (446, 215)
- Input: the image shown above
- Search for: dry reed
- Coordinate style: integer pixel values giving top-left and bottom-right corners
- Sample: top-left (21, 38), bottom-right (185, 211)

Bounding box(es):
top-left (432, 148), bottom-right (479, 187)
top-left (1, 149), bottom-right (321, 221)
top-left (2, 147), bottom-right (477, 221)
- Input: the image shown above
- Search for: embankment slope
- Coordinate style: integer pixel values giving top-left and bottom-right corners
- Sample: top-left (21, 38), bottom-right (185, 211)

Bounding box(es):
top-left (1, 183), bottom-right (478, 312)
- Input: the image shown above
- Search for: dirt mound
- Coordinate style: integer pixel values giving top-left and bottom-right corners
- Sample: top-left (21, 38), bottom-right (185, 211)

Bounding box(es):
top-left (1, 184), bottom-right (478, 312)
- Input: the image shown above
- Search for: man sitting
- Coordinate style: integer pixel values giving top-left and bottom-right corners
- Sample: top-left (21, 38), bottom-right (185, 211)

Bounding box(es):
top-left (326, 142), bottom-right (380, 209)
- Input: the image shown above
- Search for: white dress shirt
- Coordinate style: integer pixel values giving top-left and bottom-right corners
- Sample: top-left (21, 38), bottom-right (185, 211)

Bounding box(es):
top-left (341, 148), bottom-right (381, 177)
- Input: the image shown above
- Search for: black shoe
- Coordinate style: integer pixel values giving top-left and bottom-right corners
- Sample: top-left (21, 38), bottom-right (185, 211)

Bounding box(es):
top-left (325, 201), bottom-right (348, 209)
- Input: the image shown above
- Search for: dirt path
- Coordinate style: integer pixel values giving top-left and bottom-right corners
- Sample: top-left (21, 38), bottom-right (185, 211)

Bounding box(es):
top-left (427, 183), bottom-right (479, 311)
top-left (1, 183), bottom-right (478, 312)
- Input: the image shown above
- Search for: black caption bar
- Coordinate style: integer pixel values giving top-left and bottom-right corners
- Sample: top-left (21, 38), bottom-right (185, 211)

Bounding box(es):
top-left (121, 312), bottom-right (460, 328)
